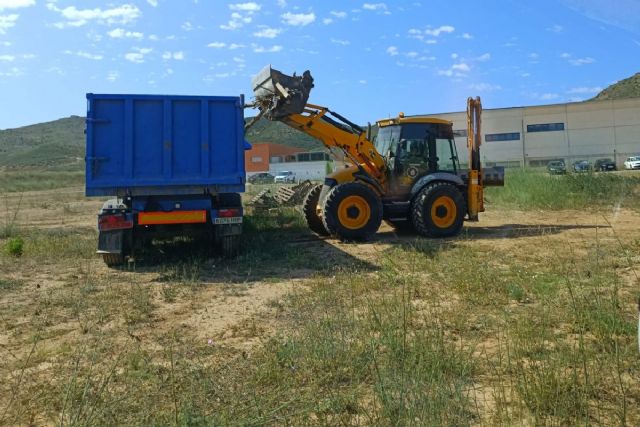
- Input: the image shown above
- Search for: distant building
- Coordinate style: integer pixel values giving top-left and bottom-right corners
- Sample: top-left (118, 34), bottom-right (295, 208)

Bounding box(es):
top-left (430, 97), bottom-right (640, 168)
top-left (245, 142), bottom-right (340, 181)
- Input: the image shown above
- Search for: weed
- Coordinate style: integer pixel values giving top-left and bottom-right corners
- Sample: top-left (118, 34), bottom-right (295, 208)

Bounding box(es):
top-left (5, 237), bottom-right (24, 257)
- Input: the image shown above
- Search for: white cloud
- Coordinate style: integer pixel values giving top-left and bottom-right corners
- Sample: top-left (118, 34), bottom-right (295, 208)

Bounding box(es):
top-left (229, 2), bottom-right (261, 12)
top-left (47, 3), bottom-right (141, 28)
top-left (560, 52), bottom-right (595, 66)
top-left (207, 41), bottom-right (226, 48)
top-left (162, 51), bottom-right (184, 60)
top-left (386, 46), bottom-right (398, 56)
top-left (462, 32), bottom-right (473, 39)
top-left (146, 0), bottom-right (158, 6)
top-left (252, 44), bottom-right (283, 53)
top-left (452, 63), bottom-right (470, 72)
top-left (539, 93), bottom-right (559, 100)
top-left (468, 82), bottom-right (501, 92)
top-left (221, 12), bottom-right (252, 30)
top-left (253, 26), bottom-right (282, 38)
top-left (64, 50), bottom-right (103, 60)
top-left (362, 3), bottom-right (387, 11)
top-left (107, 71), bottom-right (119, 82)
top-left (124, 47), bottom-right (152, 63)
top-left (229, 43), bottom-right (245, 49)
top-left (475, 53), bottom-right (490, 62)
top-left (425, 25), bottom-right (454, 36)
top-left (0, 66), bottom-right (22, 77)
top-left (0, 0), bottom-right (34, 10)
top-left (567, 86), bottom-right (602, 94)
top-left (0, 14), bottom-right (18, 34)
top-left (182, 21), bottom-right (194, 31)
top-left (331, 38), bottom-right (350, 45)
top-left (281, 12), bottom-right (315, 26)
top-left (405, 51), bottom-right (418, 58)
top-left (359, 80), bottom-right (367, 84)
top-left (323, 18), bottom-right (333, 24)
top-left (0, 54), bottom-right (14, 61)
top-left (277, 0), bottom-right (286, 8)
top-left (108, 28), bottom-right (143, 39)
top-left (547, 24), bottom-right (563, 33)
top-left (569, 56), bottom-right (595, 66)
top-left (331, 10), bottom-right (347, 18)
top-left (439, 62), bottom-right (470, 77)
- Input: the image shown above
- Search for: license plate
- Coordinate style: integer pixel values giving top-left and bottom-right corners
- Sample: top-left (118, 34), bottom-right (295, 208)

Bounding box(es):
top-left (214, 217), bottom-right (243, 224)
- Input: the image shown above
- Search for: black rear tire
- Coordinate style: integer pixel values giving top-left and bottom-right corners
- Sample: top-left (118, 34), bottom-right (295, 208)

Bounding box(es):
top-left (412, 182), bottom-right (465, 238)
top-left (322, 182), bottom-right (382, 241)
top-left (302, 184), bottom-right (329, 236)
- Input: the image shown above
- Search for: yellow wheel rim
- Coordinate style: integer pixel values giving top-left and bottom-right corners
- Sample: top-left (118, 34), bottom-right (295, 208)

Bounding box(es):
top-left (337, 195), bottom-right (371, 230)
top-left (430, 195), bottom-right (457, 228)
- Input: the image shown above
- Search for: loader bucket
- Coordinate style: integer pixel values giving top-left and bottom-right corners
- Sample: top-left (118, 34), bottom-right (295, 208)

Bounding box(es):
top-left (251, 65), bottom-right (314, 119)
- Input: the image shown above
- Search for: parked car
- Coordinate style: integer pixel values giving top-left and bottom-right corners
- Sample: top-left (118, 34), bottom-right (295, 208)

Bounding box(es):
top-left (547, 160), bottom-right (566, 175)
top-left (593, 158), bottom-right (616, 172)
top-left (274, 170), bottom-right (296, 183)
top-left (624, 156), bottom-right (640, 170)
top-left (248, 172), bottom-right (275, 184)
top-left (572, 160), bottom-right (592, 173)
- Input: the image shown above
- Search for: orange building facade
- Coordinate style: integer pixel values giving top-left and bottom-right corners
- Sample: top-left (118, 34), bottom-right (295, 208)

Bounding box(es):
top-left (245, 143), bottom-right (304, 173)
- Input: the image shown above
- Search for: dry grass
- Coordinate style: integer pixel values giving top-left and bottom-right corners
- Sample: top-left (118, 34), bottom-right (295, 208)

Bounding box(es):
top-left (0, 176), bottom-right (639, 425)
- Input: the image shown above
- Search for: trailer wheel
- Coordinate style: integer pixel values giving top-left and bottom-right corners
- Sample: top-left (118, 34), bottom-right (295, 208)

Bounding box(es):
top-left (102, 253), bottom-right (125, 267)
top-left (412, 182), bottom-right (465, 238)
top-left (302, 184), bottom-right (329, 236)
top-left (322, 182), bottom-right (382, 241)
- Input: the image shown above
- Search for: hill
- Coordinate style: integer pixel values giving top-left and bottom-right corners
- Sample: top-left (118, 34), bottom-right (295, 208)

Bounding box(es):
top-left (0, 115), bottom-right (324, 171)
top-left (244, 117), bottom-right (323, 151)
top-left (0, 116), bottom-right (85, 170)
top-left (592, 72), bottom-right (640, 101)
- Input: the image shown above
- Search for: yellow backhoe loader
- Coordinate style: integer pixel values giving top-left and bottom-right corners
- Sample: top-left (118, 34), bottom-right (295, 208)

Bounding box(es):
top-left (249, 66), bottom-right (504, 241)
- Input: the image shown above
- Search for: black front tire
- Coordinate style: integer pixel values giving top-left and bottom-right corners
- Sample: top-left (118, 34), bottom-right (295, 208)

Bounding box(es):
top-left (322, 182), bottom-right (382, 241)
top-left (411, 182), bottom-right (466, 238)
top-left (302, 184), bottom-right (329, 236)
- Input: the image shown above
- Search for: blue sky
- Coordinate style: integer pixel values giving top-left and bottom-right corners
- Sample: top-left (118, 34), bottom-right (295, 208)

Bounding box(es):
top-left (0, 0), bottom-right (639, 129)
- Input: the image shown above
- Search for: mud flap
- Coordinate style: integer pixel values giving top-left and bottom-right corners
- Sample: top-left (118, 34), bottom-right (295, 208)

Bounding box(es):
top-left (97, 230), bottom-right (124, 254)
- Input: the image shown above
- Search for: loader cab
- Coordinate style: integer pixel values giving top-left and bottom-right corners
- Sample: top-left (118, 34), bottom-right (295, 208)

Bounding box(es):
top-left (375, 116), bottom-right (458, 193)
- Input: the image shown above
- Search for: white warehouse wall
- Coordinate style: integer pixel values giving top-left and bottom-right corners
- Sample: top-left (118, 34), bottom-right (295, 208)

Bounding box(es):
top-left (436, 97), bottom-right (640, 167)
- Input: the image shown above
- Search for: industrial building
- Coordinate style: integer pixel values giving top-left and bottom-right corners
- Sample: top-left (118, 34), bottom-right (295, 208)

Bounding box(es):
top-left (431, 97), bottom-right (640, 168)
top-left (245, 142), bottom-right (337, 181)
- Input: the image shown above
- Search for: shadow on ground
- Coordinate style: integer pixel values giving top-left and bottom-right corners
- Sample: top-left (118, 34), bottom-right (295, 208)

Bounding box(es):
top-left (118, 218), bottom-right (377, 283)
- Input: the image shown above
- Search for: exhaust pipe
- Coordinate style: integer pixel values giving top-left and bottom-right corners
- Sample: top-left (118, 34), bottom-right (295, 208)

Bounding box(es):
top-left (251, 65), bottom-right (314, 119)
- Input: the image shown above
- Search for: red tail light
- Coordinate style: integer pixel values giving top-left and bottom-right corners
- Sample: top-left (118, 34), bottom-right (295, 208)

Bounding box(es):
top-left (218, 208), bottom-right (241, 218)
top-left (99, 214), bottom-right (134, 231)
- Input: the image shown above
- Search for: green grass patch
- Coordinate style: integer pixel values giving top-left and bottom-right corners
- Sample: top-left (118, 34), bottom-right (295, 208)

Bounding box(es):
top-left (0, 170), bottom-right (84, 192)
top-left (486, 168), bottom-right (640, 210)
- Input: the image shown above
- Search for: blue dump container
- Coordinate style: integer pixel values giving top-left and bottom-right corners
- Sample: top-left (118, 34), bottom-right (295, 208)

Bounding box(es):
top-left (85, 93), bottom-right (249, 266)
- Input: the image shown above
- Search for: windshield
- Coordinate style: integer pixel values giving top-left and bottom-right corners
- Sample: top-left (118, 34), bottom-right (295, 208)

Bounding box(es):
top-left (376, 123), bottom-right (458, 171)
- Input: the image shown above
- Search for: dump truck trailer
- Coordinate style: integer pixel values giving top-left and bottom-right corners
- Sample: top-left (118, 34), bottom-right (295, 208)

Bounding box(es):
top-left (85, 94), bottom-right (248, 266)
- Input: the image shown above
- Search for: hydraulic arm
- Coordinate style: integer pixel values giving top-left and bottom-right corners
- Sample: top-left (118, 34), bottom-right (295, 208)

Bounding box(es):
top-left (249, 66), bottom-right (388, 190)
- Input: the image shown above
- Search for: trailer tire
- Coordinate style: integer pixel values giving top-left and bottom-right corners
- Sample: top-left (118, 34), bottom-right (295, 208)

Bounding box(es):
top-left (412, 182), bottom-right (465, 238)
top-left (322, 182), bottom-right (382, 241)
top-left (302, 184), bottom-right (329, 236)
top-left (102, 253), bottom-right (125, 267)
